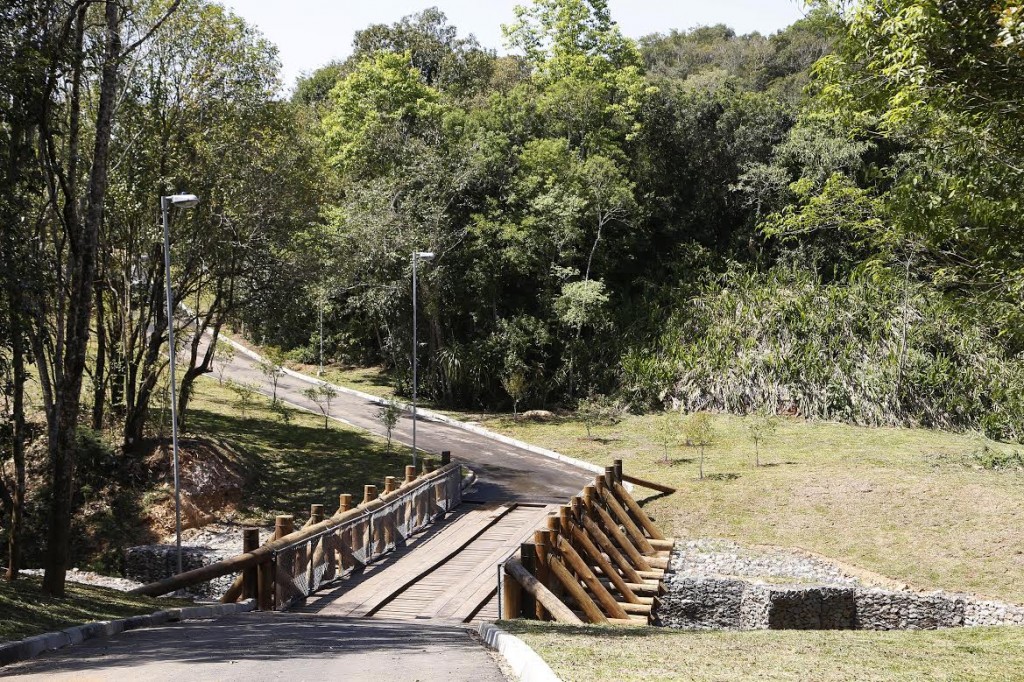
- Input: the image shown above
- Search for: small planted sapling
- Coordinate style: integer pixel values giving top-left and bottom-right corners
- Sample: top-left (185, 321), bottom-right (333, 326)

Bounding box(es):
top-left (257, 346), bottom-right (287, 405)
top-left (501, 371), bottom-right (528, 421)
top-left (684, 413), bottom-right (716, 480)
top-left (748, 407), bottom-right (779, 467)
top-left (303, 382), bottom-right (338, 430)
top-left (377, 397), bottom-right (403, 455)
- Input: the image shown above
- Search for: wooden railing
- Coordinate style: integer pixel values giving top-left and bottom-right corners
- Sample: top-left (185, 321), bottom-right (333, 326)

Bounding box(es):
top-left (499, 460), bottom-right (674, 626)
top-left (130, 455), bottom-right (463, 611)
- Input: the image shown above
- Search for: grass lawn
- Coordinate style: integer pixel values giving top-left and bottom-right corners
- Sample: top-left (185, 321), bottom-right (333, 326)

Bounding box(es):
top-left (0, 577), bottom-right (190, 643)
top-left (503, 621), bottom-right (1024, 682)
top-left (477, 412), bottom-right (1024, 603)
top-left (184, 376), bottom-right (431, 521)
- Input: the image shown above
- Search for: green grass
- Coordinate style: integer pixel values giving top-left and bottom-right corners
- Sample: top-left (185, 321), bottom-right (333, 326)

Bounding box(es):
top-left (475, 412), bottom-right (1024, 603)
top-left (503, 621), bottom-right (1024, 682)
top-left (0, 577), bottom-right (190, 643)
top-left (185, 377), bottom-right (433, 522)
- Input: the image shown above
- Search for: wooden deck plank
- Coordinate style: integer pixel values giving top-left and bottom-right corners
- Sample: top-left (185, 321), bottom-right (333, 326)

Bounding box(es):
top-left (313, 506), bottom-right (513, 617)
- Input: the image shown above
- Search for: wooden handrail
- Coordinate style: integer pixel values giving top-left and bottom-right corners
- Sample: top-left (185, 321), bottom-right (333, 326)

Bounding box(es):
top-left (130, 462), bottom-right (460, 598)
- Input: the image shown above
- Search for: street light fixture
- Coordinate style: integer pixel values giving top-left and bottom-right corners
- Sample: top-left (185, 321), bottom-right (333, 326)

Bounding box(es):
top-left (161, 193), bottom-right (199, 575)
top-left (411, 251), bottom-right (434, 471)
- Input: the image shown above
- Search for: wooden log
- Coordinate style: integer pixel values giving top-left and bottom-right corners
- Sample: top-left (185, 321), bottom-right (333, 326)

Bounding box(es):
top-left (441, 451), bottom-right (451, 465)
top-left (586, 492), bottom-right (652, 571)
top-left (580, 509), bottom-right (644, 584)
top-left (384, 477), bottom-right (397, 494)
top-left (363, 485), bottom-right (378, 505)
top-left (310, 504), bottom-right (325, 524)
top-left (534, 530), bottom-right (550, 621)
top-left (548, 555), bottom-right (607, 623)
top-left (649, 539), bottom-right (674, 551)
top-left (338, 493), bottom-right (352, 513)
top-left (620, 602), bottom-right (652, 615)
top-left (612, 482), bottom-right (666, 541)
top-left (569, 523), bottom-right (640, 604)
top-left (405, 465), bottom-right (417, 484)
top-left (219, 572), bottom-right (244, 604)
top-left (556, 535), bottom-right (629, 620)
top-left (257, 558), bottom-right (273, 611)
top-left (504, 558), bottom-right (582, 624)
top-left (613, 459), bottom-right (624, 485)
top-left (646, 556), bottom-right (669, 570)
top-left (598, 484), bottom-right (655, 554)
top-left (598, 579), bottom-right (661, 596)
top-left (621, 473), bottom-right (676, 494)
top-left (242, 527), bottom-right (260, 599)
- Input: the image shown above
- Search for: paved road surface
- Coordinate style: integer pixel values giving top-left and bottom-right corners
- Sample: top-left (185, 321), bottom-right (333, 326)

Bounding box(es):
top-left (210, 336), bottom-right (592, 504)
top-left (2, 615), bottom-right (507, 681)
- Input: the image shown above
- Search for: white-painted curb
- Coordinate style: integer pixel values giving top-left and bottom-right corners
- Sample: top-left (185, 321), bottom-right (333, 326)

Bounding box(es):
top-left (215, 332), bottom-right (630, 489)
top-left (478, 623), bottom-right (561, 682)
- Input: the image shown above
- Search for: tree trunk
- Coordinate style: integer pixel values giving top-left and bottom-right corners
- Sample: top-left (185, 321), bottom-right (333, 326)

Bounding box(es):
top-left (42, 0), bottom-right (121, 597)
top-left (5, 298), bottom-right (28, 582)
top-left (92, 276), bottom-right (107, 431)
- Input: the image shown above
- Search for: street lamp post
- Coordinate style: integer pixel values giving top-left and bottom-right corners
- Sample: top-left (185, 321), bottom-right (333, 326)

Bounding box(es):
top-left (411, 250), bottom-right (434, 471)
top-left (161, 193), bottom-right (199, 575)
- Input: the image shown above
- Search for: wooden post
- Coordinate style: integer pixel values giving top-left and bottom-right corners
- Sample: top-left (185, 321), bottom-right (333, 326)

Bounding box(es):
top-left (257, 559), bottom-right (273, 611)
top-left (405, 465), bottom-right (417, 484)
top-left (424, 460), bottom-right (436, 474)
top-left (441, 451), bottom-right (451, 465)
top-left (547, 555), bottom-right (607, 623)
top-left (502, 567), bottom-right (522, 620)
top-left (504, 557), bottom-right (582, 624)
top-left (520, 543), bottom-right (539, 619)
top-left (604, 466), bottom-right (615, 490)
top-left (384, 476), bottom-right (397, 494)
top-left (242, 528), bottom-right (259, 600)
top-left (612, 481), bottom-right (667, 541)
top-left (275, 515), bottom-right (294, 540)
top-left (363, 484), bottom-right (378, 505)
top-left (310, 504), bottom-right (325, 524)
top-left (613, 459), bottom-right (623, 485)
top-left (533, 530), bottom-right (550, 620)
top-left (338, 493), bottom-right (352, 513)
top-left (556, 535), bottom-right (629, 620)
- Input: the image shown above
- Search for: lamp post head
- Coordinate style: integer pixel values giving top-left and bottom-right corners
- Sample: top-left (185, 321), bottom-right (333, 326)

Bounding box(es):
top-left (415, 251), bottom-right (435, 261)
top-left (165, 193), bottom-right (200, 209)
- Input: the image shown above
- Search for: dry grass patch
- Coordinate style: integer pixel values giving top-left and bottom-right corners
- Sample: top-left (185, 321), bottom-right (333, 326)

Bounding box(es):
top-left (481, 413), bottom-right (1024, 603)
top-left (503, 621), bottom-right (1024, 682)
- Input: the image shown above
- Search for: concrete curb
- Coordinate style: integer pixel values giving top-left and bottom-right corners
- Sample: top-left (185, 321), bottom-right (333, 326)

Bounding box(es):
top-left (478, 622), bottom-right (561, 682)
top-left (216, 333), bottom-right (625, 488)
top-left (0, 599), bottom-right (255, 668)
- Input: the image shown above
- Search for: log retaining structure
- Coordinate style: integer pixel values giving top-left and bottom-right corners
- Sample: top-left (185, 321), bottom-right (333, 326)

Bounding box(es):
top-left (129, 452), bottom-right (462, 611)
top-left (498, 460), bottom-right (676, 626)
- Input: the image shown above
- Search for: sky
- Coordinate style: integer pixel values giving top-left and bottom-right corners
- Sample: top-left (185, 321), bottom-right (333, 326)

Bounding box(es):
top-left (220, 0), bottom-right (809, 89)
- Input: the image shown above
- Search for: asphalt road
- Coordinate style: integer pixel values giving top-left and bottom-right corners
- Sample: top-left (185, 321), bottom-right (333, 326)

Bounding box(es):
top-left (2, 615), bottom-right (507, 681)
top-left (210, 336), bottom-right (593, 504)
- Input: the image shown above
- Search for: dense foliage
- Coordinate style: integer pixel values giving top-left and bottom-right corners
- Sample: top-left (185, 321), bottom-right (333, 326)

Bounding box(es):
top-left (2, 0), bottom-right (1023, 588)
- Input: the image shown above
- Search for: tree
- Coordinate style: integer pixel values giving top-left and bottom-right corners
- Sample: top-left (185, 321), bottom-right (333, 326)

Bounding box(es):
top-left (257, 347), bottom-right (287, 405)
top-left (656, 411), bottom-right (681, 464)
top-left (684, 413), bottom-right (716, 479)
top-left (377, 398), bottom-right (403, 454)
top-left (303, 383), bottom-right (338, 430)
top-left (214, 340), bottom-right (236, 385)
top-left (501, 371), bottom-right (529, 420)
top-left (227, 380), bottom-right (258, 419)
top-left (576, 394), bottom-right (622, 439)
top-left (747, 408), bottom-right (778, 467)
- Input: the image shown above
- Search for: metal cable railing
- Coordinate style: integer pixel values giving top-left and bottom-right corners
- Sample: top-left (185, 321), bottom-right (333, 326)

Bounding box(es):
top-left (272, 464), bottom-right (463, 610)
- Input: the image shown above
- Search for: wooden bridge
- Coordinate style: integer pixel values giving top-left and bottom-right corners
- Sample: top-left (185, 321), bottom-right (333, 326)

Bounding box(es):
top-left (131, 455), bottom-right (674, 628)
